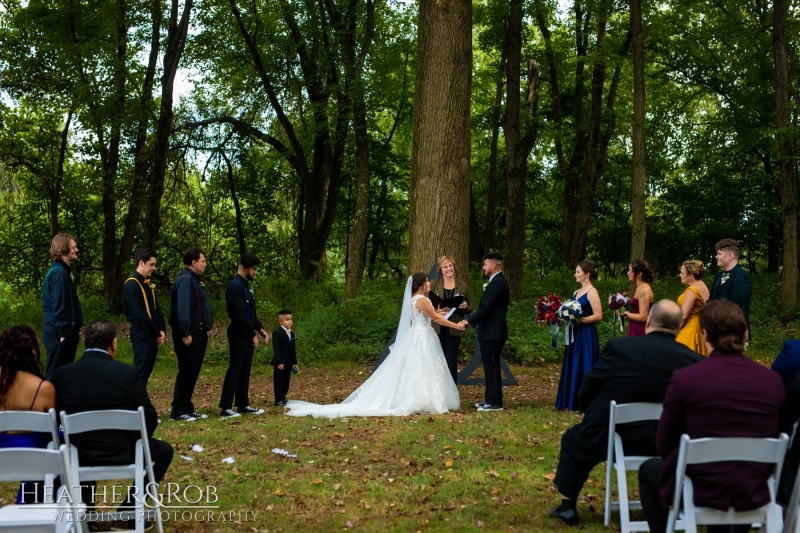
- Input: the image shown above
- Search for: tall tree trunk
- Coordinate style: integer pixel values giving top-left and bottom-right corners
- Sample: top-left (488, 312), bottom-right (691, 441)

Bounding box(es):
top-left (101, 0), bottom-right (127, 304)
top-left (504, 0), bottom-right (541, 301)
top-left (485, 14), bottom-right (509, 252)
top-left (773, 0), bottom-right (797, 311)
top-left (629, 0), bottom-right (647, 263)
top-left (342, 0), bottom-right (374, 299)
top-left (143, 0), bottom-right (193, 248)
top-left (50, 109), bottom-right (72, 238)
top-left (222, 152), bottom-right (247, 255)
top-left (558, 2), bottom-right (590, 265)
top-left (119, 0), bottom-right (161, 269)
top-left (407, 0), bottom-right (472, 275)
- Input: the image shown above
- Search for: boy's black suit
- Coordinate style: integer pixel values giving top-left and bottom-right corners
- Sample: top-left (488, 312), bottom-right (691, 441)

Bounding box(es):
top-left (271, 328), bottom-right (297, 403)
top-left (466, 272), bottom-right (510, 406)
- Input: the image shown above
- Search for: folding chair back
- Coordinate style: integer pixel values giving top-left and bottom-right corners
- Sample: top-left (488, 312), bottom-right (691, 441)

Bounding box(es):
top-left (60, 407), bottom-right (162, 533)
top-left (0, 408), bottom-right (60, 448)
top-left (604, 401), bottom-right (663, 533)
top-left (666, 434), bottom-right (789, 533)
top-left (785, 445), bottom-right (800, 533)
top-left (0, 445), bottom-right (85, 533)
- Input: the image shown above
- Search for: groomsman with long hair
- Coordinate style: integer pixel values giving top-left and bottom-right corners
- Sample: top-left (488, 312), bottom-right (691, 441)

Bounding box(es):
top-left (41, 233), bottom-right (83, 380)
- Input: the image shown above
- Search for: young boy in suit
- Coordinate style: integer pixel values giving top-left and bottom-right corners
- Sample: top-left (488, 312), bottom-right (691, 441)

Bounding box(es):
top-left (271, 309), bottom-right (297, 406)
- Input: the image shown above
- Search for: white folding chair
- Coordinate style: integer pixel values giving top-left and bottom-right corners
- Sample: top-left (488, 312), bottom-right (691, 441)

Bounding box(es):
top-left (0, 408), bottom-right (60, 450)
top-left (781, 443), bottom-right (800, 533)
top-left (604, 401), bottom-right (663, 532)
top-left (60, 407), bottom-right (163, 533)
top-left (0, 444), bottom-right (85, 533)
top-left (665, 434), bottom-right (789, 533)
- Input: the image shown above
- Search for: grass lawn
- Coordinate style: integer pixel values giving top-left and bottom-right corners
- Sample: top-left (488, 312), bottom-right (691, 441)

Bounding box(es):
top-left (1, 330), bottom-right (784, 532)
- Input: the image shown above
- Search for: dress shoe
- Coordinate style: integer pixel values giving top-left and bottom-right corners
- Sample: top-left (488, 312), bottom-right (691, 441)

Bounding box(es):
top-left (549, 506), bottom-right (579, 526)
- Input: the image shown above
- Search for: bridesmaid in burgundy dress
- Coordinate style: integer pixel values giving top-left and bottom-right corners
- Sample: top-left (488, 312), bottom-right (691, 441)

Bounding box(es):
top-left (617, 259), bottom-right (654, 337)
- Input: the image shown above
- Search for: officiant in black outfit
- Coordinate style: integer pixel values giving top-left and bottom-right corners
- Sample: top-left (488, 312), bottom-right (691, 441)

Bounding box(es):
top-left (430, 255), bottom-right (473, 384)
top-left (466, 252), bottom-right (510, 411)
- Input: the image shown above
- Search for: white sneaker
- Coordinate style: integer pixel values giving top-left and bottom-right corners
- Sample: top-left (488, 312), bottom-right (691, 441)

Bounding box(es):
top-left (170, 414), bottom-right (196, 422)
top-left (219, 409), bottom-right (241, 418)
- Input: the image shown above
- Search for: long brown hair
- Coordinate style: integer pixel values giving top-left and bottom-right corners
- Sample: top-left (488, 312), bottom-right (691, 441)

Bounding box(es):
top-left (0, 325), bottom-right (43, 403)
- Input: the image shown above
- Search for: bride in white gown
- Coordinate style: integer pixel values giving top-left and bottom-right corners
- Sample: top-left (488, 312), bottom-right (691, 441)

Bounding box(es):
top-left (284, 273), bottom-right (465, 418)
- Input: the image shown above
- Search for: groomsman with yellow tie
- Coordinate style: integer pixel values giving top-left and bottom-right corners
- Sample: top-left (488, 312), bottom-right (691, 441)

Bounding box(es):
top-left (124, 248), bottom-right (166, 385)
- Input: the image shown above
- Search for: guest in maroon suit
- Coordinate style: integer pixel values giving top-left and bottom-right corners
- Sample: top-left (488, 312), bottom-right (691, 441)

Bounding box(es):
top-left (638, 300), bottom-right (789, 533)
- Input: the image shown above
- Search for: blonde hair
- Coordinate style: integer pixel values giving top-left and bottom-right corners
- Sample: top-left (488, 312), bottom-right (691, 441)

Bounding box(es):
top-left (682, 260), bottom-right (705, 280)
top-left (437, 255), bottom-right (456, 273)
top-left (50, 233), bottom-right (75, 261)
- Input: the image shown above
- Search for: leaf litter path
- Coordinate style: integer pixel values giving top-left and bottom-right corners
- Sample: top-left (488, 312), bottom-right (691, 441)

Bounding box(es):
top-left (94, 363), bottom-right (619, 532)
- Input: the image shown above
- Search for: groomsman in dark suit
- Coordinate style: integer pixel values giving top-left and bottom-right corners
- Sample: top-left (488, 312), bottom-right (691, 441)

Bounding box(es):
top-left (709, 238), bottom-right (752, 322)
top-left (124, 248), bottom-right (166, 385)
top-left (41, 233), bottom-right (83, 380)
top-left (466, 252), bottom-right (510, 412)
top-left (271, 309), bottom-right (297, 407)
top-left (169, 248), bottom-right (213, 422)
top-left (548, 300), bottom-right (702, 526)
top-left (219, 254), bottom-right (270, 418)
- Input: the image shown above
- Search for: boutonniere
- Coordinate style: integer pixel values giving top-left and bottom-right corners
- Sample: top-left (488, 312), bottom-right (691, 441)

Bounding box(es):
top-left (149, 283), bottom-right (156, 290)
top-left (248, 287), bottom-right (255, 296)
top-left (482, 283), bottom-right (488, 292)
top-left (720, 272), bottom-right (730, 285)
top-left (70, 273), bottom-right (75, 283)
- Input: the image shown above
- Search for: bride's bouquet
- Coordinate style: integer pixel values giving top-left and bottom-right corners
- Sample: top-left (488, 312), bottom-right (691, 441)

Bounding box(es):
top-left (556, 300), bottom-right (583, 345)
top-left (535, 292), bottom-right (563, 348)
top-left (608, 291), bottom-right (629, 334)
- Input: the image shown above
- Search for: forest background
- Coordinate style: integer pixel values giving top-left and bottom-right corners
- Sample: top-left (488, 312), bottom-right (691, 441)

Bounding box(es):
top-left (0, 0), bottom-right (798, 364)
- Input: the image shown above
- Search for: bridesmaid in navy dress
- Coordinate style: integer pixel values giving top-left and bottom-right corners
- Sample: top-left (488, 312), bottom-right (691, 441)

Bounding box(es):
top-left (556, 260), bottom-right (602, 411)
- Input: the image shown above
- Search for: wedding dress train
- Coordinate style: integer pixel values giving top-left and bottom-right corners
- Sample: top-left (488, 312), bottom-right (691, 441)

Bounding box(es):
top-left (284, 286), bottom-right (460, 418)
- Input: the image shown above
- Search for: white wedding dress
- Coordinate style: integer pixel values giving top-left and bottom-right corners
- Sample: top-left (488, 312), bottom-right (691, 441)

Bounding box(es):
top-left (284, 282), bottom-right (460, 418)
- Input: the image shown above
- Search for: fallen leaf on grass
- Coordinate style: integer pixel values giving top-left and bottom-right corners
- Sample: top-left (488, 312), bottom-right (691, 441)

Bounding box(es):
top-left (445, 457), bottom-right (453, 468)
top-left (334, 432), bottom-right (345, 438)
top-left (274, 490), bottom-right (285, 497)
top-left (543, 473), bottom-right (556, 480)
top-left (443, 445), bottom-right (452, 450)
top-left (490, 487), bottom-right (501, 495)
top-left (313, 479), bottom-right (323, 485)
top-left (334, 483), bottom-right (341, 490)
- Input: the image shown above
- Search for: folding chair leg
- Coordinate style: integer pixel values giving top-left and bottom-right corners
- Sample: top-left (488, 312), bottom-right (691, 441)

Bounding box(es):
top-left (616, 461), bottom-right (632, 533)
top-left (605, 459), bottom-right (613, 526)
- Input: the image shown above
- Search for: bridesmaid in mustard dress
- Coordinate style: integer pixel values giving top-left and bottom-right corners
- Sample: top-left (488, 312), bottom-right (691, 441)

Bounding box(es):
top-left (676, 260), bottom-right (710, 356)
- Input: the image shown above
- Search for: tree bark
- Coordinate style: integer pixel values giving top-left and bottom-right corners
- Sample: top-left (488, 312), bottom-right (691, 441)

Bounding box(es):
top-left (569, 0), bottom-right (609, 265)
top-left (629, 0), bottom-right (647, 263)
top-left (222, 152), bottom-right (246, 255)
top-left (143, 0), bottom-right (193, 248)
top-left (407, 0), bottom-right (472, 276)
top-left (504, 0), bottom-right (541, 301)
top-left (118, 0), bottom-right (161, 270)
top-left (773, 0), bottom-right (797, 310)
top-left (100, 0), bottom-right (127, 304)
top-left (51, 109), bottom-right (73, 238)
top-left (558, 2), bottom-right (590, 265)
top-left (338, 0), bottom-right (374, 299)
top-left (485, 12), bottom-right (509, 253)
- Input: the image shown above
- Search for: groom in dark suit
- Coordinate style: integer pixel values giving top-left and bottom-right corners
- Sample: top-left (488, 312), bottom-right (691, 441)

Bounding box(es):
top-left (467, 252), bottom-right (510, 411)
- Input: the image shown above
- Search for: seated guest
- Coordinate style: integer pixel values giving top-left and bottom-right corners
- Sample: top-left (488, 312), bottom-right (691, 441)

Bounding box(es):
top-left (771, 340), bottom-right (800, 503)
top-left (638, 300), bottom-right (789, 533)
top-left (549, 300), bottom-right (702, 525)
top-left (0, 325), bottom-right (56, 503)
top-left (51, 320), bottom-right (173, 530)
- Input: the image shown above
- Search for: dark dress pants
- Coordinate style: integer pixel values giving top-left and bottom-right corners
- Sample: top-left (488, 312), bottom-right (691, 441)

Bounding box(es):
top-left (554, 425), bottom-right (607, 500)
top-left (273, 365), bottom-right (292, 403)
top-left (638, 458), bottom-right (751, 533)
top-left (171, 330), bottom-right (208, 417)
top-left (43, 323), bottom-right (80, 380)
top-left (131, 328), bottom-right (158, 385)
top-left (437, 327), bottom-right (461, 384)
top-left (480, 339), bottom-right (505, 406)
top-left (219, 333), bottom-right (254, 410)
